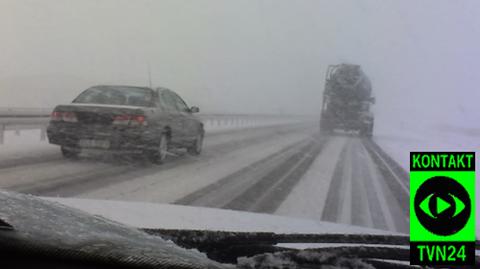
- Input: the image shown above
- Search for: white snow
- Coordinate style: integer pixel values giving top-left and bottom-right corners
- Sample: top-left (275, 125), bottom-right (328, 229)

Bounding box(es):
top-left (1, 120), bottom-right (477, 237)
top-left (276, 137), bottom-right (347, 220)
top-left (0, 129), bottom-right (57, 160)
top-left (276, 137), bottom-right (409, 233)
top-left (76, 127), bottom-right (313, 203)
top-left (375, 120), bottom-right (480, 237)
top-left (44, 197), bottom-right (400, 235)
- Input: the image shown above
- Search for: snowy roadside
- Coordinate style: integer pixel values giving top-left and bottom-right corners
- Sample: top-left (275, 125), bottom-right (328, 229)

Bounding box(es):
top-left (0, 130), bottom-right (57, 161)
top-left (374, 120), bottom-right (480, 236)
top-left (0, 122), bottom-right (308, 161)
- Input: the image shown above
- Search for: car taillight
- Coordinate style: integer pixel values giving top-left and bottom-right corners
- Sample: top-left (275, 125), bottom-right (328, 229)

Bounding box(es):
top-left (130, 115), bottom-right (146, 126)
top-left (113, 115), bottom-right (147, 126)
top-left (113, 115), bottom-right (130, 125)
top-left (51, 111), bottom-right (62, 121)
top-left (62, 112), bottom-right (78, 123)
top-left (51, 111), bottom-right (78, 122)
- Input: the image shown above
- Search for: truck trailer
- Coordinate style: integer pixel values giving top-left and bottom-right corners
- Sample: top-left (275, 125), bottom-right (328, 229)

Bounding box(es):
top-left (320, 64), bottom-right (375, 136)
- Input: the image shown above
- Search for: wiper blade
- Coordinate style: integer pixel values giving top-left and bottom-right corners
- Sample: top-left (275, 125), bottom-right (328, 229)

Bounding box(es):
top-left (239, 246), bottom-right (479, 269)
top-left (237, 246), bottom-right (411, 269)
top-left (144, 229), bottom-right (480, 268)
top-left (143, 229), bottom-right (410, 247)
top-left (143, 229), bottom-right (410, 264)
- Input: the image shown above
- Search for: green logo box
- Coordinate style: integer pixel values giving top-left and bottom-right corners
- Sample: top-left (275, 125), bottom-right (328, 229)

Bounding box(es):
top-left (410, 152), bottom-right (475, 265)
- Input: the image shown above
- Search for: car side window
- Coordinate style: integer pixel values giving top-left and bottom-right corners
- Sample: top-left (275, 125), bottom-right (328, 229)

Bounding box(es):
top-left (160, 92), bottom-right (179, 112)
top-left (171, 93), bottom-right (190, 113)
top-left (152, 92), bottom-right (164, 110)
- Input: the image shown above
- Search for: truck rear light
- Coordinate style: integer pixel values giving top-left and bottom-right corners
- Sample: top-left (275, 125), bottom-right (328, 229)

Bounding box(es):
top-left (62, 112), bottom-right (78, 123)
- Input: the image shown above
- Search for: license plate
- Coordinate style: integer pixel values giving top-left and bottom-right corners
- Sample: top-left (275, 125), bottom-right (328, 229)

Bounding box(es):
top-left (78, 139), bottom-right (110, 149)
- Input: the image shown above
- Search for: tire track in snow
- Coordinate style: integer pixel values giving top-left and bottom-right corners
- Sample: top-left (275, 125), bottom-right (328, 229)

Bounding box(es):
top-left (338, 139), bottom-right (353, 224)
top-left (176, 135), bottom-right (326, 214)
top-left (365, 138), bottom-right (409, 187)
top-left (0, 153), bottom-right (61, 170)
top-left (320, 139), bottom-right (348, 222)
top-left (350, 140), bottom-right (374, 228)
top-left (174, 139), bottom-right (308, 206)
top-left (362, 138), bottom-right (409, 217)
top-left (8, 124), bottom-right (314, 197)
top-left (223, 136), bottom-right (325, 213)
top-left (361, 140), bottom-right (409, 233)
top-left (362, 143), bottom-right (400, 232)
top-left (355, 141), bottom-right (389, 231)
top-left (12, 164), bottom-right (135, 196)
top-left (321, 136), bottom-right (408, 233)
top-left (274, 136), bottom-right (347, 221)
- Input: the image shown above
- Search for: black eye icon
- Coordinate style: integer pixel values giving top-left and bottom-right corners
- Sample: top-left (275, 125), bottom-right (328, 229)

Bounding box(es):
top-left (419, 193), bottom-right (465, 219)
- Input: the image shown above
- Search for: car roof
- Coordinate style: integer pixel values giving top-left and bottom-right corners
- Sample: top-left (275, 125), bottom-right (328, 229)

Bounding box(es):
top-left (154, 87), bottom-right (173, 93)
top-left (90, 85), bottom-right (154, 91)
top-left (87, 85), bottom-right (175, 95)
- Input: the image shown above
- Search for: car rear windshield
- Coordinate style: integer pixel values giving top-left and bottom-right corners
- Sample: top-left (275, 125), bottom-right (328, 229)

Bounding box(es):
top-left (73, 86), bottom-right (153, 107)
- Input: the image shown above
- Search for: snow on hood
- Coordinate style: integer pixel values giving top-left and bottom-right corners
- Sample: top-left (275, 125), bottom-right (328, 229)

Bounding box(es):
top-left (44, 197), bottom-right (404, 236)
top-left (0, 191), bottom-right (226, 269)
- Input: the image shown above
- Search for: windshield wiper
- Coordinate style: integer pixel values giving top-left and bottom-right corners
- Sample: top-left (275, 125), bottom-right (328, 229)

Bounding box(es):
top-left (143, 229), bottom-right (479, 269)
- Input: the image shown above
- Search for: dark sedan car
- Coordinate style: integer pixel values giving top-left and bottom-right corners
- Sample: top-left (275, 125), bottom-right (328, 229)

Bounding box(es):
top-left (47, 85), bottom-right (204, 163)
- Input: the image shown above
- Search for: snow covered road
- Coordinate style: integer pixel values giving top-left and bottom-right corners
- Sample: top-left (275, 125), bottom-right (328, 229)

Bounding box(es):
top-left (0, 123), bottom-right (410, 234)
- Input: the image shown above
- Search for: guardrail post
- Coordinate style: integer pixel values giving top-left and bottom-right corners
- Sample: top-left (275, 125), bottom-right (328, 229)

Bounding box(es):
top-left (40, 126), bottom-right (46, 141)
top-left (0, 124), bottom-right (4, 144)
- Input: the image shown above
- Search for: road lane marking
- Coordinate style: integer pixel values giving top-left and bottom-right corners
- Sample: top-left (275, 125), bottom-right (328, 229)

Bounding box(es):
top-left (352, 140), bottom-right (374, 228)
top-left (339, 139), bottom-right (353, 224)
top-left (361, 142), bottom-right (397, 232)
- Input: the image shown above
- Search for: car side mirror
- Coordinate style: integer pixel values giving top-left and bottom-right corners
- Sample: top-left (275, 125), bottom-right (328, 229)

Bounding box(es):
top-left (190, 106), bottom-right (200, 113)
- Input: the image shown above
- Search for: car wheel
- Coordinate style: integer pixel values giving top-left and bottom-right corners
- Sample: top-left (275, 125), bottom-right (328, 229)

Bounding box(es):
top-left (188, 132), bottom-right (204, 155)
top-left (61, 146), bottom-right (79, 159)
top-left (148, 134), bottom-right (168, 164)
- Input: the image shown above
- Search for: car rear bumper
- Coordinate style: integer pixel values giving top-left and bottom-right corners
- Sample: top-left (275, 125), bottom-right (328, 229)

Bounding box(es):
top-left (47, 122), bottom-right (158, 152)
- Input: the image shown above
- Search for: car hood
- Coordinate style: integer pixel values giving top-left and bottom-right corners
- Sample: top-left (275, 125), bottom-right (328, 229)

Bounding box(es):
top-left (0, 190), bottom-right (226, 269)
top-left (43, 197), bottom-right (404, 236)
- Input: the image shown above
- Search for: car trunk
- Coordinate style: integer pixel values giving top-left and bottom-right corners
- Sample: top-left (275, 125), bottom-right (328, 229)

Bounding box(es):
top-left (54, 103), bottom-right (146, 127)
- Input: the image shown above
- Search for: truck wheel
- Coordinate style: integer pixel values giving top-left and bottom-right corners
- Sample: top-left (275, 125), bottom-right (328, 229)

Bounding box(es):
top-left (61, 146), bottom-right (79, 159)
top-left (360, 123), bottom-right (373, 137)
top-left (367, 122), bottom-right (374, 137)
top-left (147, 134), bottom-right (168, 164)
top-left (188, 132), bottom-right (204, 155)
top-left (319, 119), bottom-right (332, 135)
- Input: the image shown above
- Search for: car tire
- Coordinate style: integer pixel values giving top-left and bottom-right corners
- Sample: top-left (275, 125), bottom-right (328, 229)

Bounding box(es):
top-left (147, 133), bottom-right (168, 164)
top-left (61, 146), bottom-right (79, 159)
top-left (187, 132), bottom-right (204, 155)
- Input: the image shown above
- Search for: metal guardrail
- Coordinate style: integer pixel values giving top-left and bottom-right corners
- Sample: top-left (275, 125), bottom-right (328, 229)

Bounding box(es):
top-left (0, 108), bottom-right (314, 144)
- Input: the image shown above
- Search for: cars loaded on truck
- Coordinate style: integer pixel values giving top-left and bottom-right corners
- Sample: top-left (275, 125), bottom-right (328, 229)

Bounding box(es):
top-left (47, 85), bottom-right (204, 163)
top-left (319, 64), bottom-right (375, 136)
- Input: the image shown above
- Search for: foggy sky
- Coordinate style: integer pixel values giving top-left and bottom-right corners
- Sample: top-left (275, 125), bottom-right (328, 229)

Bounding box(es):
top-left (0, 0), bottom-right (479, 127)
